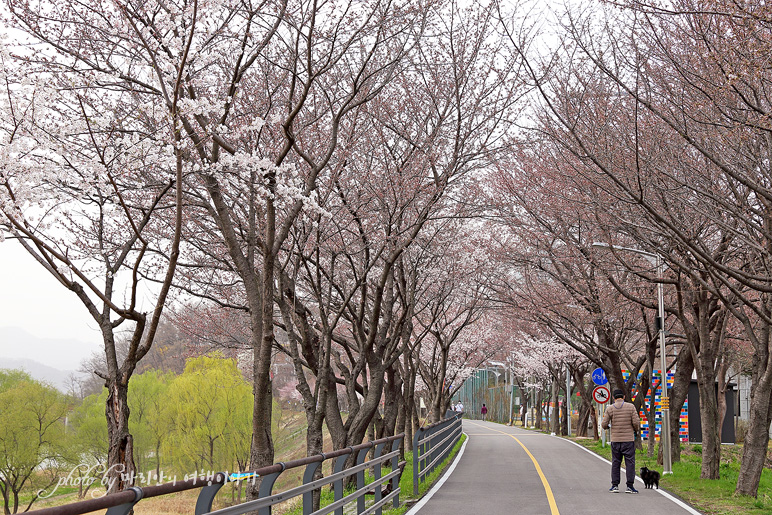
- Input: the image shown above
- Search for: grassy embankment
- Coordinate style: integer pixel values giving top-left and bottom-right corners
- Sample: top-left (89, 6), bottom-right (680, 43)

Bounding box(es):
top-left (26, 409), bottom-right (466, 515)
top-left (27, 405), bottom-right (312, 515)
top-left (568, 436), bottom-right (772, 515)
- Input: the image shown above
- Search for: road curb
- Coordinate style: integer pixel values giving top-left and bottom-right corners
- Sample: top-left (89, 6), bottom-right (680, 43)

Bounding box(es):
top-left (404, 432), bottom-right (469, 515)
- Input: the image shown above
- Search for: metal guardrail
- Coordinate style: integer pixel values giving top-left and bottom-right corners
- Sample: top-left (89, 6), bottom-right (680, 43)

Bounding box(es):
top-left (27, 434), bottom-right (405, 515)
top-left (412, 411), bottom-right (463, 495)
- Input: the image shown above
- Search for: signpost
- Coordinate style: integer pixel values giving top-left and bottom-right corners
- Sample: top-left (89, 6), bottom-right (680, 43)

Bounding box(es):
top-left (593, 385), bottom-right (610, 447)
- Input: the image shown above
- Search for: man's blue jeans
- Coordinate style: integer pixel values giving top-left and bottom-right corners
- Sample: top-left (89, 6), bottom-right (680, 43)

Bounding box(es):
top-left (611, 441), bottom-right (636, 488)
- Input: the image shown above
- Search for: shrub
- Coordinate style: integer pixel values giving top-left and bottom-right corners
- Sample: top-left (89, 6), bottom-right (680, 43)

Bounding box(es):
top-left (736, 419), bottom-right (749, 444)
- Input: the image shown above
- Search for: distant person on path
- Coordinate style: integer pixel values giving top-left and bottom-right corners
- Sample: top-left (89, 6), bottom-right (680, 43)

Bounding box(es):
top-left (602, 389), bottom-right (641, 494)
top-left (481, 404), bottom-right (488, 421)
top-left (457, 401), bottom-right (464, 413)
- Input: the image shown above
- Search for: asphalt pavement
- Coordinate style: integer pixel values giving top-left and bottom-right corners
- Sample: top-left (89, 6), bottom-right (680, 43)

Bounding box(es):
top-left (410, 420), bottom-right (702, 515)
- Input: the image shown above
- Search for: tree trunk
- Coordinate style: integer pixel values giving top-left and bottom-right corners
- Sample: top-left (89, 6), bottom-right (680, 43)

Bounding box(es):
top-left (573, 371), bottom-right (593, 438)
top-left (560, 398), bottom-right (568, 436)
top-left (382, 367), bottom-right (401, 438)
top-left (687, 291), bottom-right (725, 480)
top-left (659, 344), bottom-right (693, 466)
top-left (396, 389), bottom-right (407, 454)
top-left (155, 441), bottom-right (161, 482)
top-left (576, 402), bottom-right (590, 438)
top-left (550, 379), bottom-right (559, 434)
top-left (429, 349), bottom-right (449, 423)
top-left (306, 414), bottom-right (325, 511)
top-left (209, 438), bottom-right (215, 470)
top-left (735, 372), bottom-right (772, 496)
top-left (590, 404), bottom-right (599, 441)
top-left (248, 182), bottom-right (278, 497)
top-left (520, 394), bottom-right (528, 427)
top-left (346, 360), bottom-right (387, 448)
top-left (535, 390), bottom-right (543, 430)
top-left (326, 383), bottom-right (347, 451)
top-left (372, 411), bottom-right (384, 442)
top-left (105, 379), bottom-right (136, 494)
top-left (247, 308), bottom-right (274, 500)
top-left (404, 375), bottom-right (416, 453)
top-left (717, 357), bottom-right (729, 443)
top-left (733, 291), bottom-right (772, 496)
top-left (696, 373), bottom-right (721, 479)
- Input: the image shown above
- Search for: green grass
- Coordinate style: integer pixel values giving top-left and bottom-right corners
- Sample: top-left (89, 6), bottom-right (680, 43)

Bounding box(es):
top-left (569, 438), bottom-right (772, 515)
top-left (16, 485), bottom-right (80, 506)
top-left (381, 434), bottom-right (466, 515)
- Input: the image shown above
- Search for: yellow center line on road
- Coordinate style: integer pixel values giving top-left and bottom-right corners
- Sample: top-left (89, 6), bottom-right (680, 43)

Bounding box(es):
top-left (468, 421), bottom-right (560, 515)
top-left (465, 433), bottom-right (546, 436)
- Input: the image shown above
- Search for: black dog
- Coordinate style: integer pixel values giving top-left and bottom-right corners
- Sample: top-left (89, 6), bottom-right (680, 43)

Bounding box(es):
top-left (640, 466), bottom-right (660, 489)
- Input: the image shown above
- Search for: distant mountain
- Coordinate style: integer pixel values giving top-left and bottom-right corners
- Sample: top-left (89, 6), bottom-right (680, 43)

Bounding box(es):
top-left (1, 357), bottom-right (80, 392)
top-left (0, 326), bottom-right (101, 370)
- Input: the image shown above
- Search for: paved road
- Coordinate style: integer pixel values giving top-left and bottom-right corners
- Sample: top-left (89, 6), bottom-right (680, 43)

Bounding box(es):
top-left (413, 420), bottom-right (701, 515)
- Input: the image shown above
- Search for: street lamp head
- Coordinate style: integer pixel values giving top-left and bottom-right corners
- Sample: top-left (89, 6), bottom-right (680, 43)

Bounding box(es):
top-left (591, 242), bottom-right (659, 265)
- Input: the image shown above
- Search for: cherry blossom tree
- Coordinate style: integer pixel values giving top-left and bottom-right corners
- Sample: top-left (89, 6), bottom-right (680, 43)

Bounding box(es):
top-left (268, 0), bottom-right (526, 462)
top-left (497, 0), bottom-right (772, 492)
top-left (0, 19), bottom-right (185, 491)
top-left (413, 221), bottom-right (493, 422)
top-left (4, 0), bottom-right (441, 495)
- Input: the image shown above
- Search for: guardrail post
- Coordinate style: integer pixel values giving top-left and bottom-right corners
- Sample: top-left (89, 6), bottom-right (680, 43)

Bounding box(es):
top-left (424, 425), bottom-right (432, 479)
top-left (450, 414), bottom-right (461, 459)
top-left (257, 465), bottom-right (284, 515)
top-left (411, 414), bottom-right (464, 497)
top-left (302, 460), bottom-right (323, 515)
top-left (442, 415), bottom-right (457, 463)
top-left (436, 425), bottom-right (446, 469)
top-left (412, 427), bottom-right (423, 496)
top-left (333, 451), bottom-right (350, 515)
top-left (392, 437), bottom-right (401, 508)
top-left (355, 446), bottom-right (370, 514)
top-left (194, 472), bottom-right (226, 515)
top-left (434, 424), bottom-right (444, 475)
top-left (372, 442), bottom-right (386, 515)
top-left (424, 426), bottom-right (438, 481)
top-left (105, 487), bottom-right (143, 515)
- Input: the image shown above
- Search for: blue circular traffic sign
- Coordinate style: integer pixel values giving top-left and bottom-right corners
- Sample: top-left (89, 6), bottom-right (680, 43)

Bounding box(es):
top-left (592, 368), bottom-right (608, 386)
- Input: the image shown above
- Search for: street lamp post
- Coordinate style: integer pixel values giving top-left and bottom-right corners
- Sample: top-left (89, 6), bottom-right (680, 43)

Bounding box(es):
top-left (488, 361), bottom-right (508, 424)
top-left (508, 357), bottom-right (514, 426)
top-left (592, 243), bottom-right (672, 475)
top-left (566, 365), bottom-right (571, 436)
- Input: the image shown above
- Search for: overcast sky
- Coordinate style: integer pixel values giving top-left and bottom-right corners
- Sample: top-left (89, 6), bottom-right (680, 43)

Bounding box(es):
top-left (0, 240), bottom-right (103, 366)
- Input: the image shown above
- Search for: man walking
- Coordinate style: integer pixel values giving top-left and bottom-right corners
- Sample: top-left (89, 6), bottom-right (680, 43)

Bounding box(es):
top-left (602, 389), bottom-right (641, 494)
